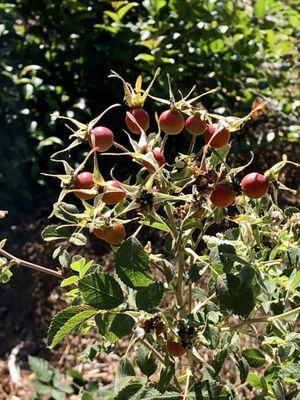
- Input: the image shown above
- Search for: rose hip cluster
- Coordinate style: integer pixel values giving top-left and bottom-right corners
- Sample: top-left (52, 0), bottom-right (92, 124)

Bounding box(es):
top-left (70, 78), bottom-right (269, 247)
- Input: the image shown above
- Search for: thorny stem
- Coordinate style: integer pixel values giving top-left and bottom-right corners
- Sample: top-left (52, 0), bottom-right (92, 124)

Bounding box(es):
top-left (188, 135), bottom-right (196, 155)
top-left (160, 133), bottom-right (168, 152)
top-left (222, 306), bottom-right (300, 332)
top-left (183, 367), bottom-right (192, 400)
top-left (0, 248), bottom-right (62, 278)
top-left (113, 141), bottom-right (131, 153)
top-left (176, 248), bottom-right (185, 311)
top-left (140, 338), bottom-right (182, 393)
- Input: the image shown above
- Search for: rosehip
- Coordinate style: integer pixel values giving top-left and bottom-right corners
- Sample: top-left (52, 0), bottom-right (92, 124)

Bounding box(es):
top-left (93, 223), bottom-right (126, 245)
top-left (102, 180), bottom-right (126, 205)
top-left (185, 115), bottom-right (206, 135)
top-left (204, 124), bottom-right (230, 148)
top-left (125, 108), bottom-right (150, 134)
top-left (241, 173), bottom-right (269, 199)
top-left (167, 339), bottom-right (186, 357)
top-left (143, 149), bottom-right (166, 172)
top-left (210, 182), bottom-right (236, 208)
top-left (89, 126), bottom-right (114, 152)
top-left (159, 109), bottom-right (185, 135)
top-left (73, 172), bottom-right (95, 200)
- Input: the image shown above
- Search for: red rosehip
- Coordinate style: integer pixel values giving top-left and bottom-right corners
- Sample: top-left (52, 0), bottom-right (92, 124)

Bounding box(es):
top-left (241, 173), bottom-right (269, 199)
top-left (143, 149), bottom-right (166, 172)
top-left (73, 172), bottom-right (95, 200)
top-left (167, 340), bottom-right (186, 357)
top-left (102, 180), bottom-right (126, 205)
top-left (185, 115), bottom-right (207, 135)
top-left (159, 109), bottom-right (185, 135)
top-left (210, 182), bottom-right (236, 208)
top-left (125, 108), bottom-right (150, 134)
top-left (89, 126), bottom-right (114, 152)
top-left (204, 124), bottom-right (230, 148)
top-left (93, 223), bottom-right (126, 246)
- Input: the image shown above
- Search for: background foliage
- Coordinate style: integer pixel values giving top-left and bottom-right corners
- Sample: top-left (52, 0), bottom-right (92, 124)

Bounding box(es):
top-left (0, 0), bottom-right (299, 211)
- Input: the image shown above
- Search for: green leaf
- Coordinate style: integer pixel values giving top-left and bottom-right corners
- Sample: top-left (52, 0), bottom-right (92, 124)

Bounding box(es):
top-left (210, 145), bottom-right (230, 168)
top-left (284, 246), bottom-right (300, 267)
top-left (273, 379), bottom-right (285, 400)
top-left (223, 228), bottom-right (239, 241)
top-left (115, 238), bottom-right (152, 288)
top-left (81, 393), bottom-right (94, 400)
top-left (48, 306), bottom-right (97, 348)
top-left (254, 0), bottom-right (267, 19)
top-left (156, 362), bottom-right (176, 394)
top-left (233, 355), bottom-right (249, 383)
top-left (60, 275), bottom-right (79, 287)
top-left (284, 206), bottom-right (299, 218)
top-left (118, 3), bottom-right (137, 20)
top-left (209, 244), bottom-right (236, 274)
top-left (212, 348), bottom-right (228, 375)
top-left (136, 282), bottom-right (164, 310)
top-left (109, 313), bottom-right (135, 339)
top-left (41, 225), bottom-right (71, 241)
top-left (242, 349), bottom-right (265, 368)
top-left (247, 372), bottom-right (263, 389)
top-left (69, 232), bottom-right (87, 246)
top-left (136, 343), bottom-right (157, 377)
top-left (114, 358), bottom-right (136, 394)
top-left (203, 324), bottom-right (220, 349)
top-left (79, 270), bottom-right (124, 309)
top-left (216, 274), bottom-right (256, 317)
top-left (54, 203), bottom-right (80, 222)
top-left (28, 356), bottom-right (53, 383)
top-left (31, 379), bottom-right (52, 394)
top-left (115, 382), bottom-right (143, 400)
top-left (188, 261), bottom-right (207, 283)
top-left (135, 53), bottom-right (155, 62)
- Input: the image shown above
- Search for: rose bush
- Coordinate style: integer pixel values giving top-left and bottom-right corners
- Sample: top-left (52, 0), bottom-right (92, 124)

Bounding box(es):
top-left (1, 71), bottom-right (300, 400)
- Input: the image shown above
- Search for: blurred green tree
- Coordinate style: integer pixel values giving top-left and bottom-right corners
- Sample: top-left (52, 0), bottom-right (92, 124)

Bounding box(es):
top-left (0, 0), bottom-right (298, 211)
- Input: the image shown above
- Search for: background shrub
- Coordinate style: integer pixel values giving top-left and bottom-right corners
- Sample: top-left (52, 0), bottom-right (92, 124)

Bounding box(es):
top-left (0, 0), bottom-right (298, 211)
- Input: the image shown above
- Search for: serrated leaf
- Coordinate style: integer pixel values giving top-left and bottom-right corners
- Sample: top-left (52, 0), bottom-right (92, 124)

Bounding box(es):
top-left (212, 348), bottom-right (228, 375)
top-left (115, 382), bottom-right (144, 400)
top-left (114, 358), bottom-right (136, 394)
top-left (28, 356), bottom-right (53, 383)
top-left (79, 270), bottom-right (124, 309)
top-left (48, 306), bottom-right (97, 348)
top-left (60, 275), bottom-right (79, 287)
top-left (223, 228), bottom-right (239, 241)
top-left (209, 244), bottom-right (236, 274)
top-left (188, 261), bottom-right (207, 283)
top-left (284, 206), bottom-right (299, 218)
top-left (242, 349), bottom-right (265, 368)
top-left (115, 238), bottom-right (152, 288)
top-left (109, 313), bottom-right (135, 339)
top-left (69, 232), bottom-right (87, 246)
top-left (273, 379), bottom-right (285, 400)
top-left (54, 203), bottom-right (80, 222)
top-left (136, 343), bottom-right (157, 377)
top-left (203, 324), bottom-right (220, 349)
top-left (247, 372), bottom-right (263, 389)
top-left (136, 282), bottom-right (164, 310)
top-left (42, 225), bottom-right (71, 241)
top-left (156, 362), bottom-right (176, 394)
top-left (284, 247), bottom-right (300, 267)
top-left (210, 145), bottom-right (230, 168)
top-left (233, 355), bottom-right (249, 383)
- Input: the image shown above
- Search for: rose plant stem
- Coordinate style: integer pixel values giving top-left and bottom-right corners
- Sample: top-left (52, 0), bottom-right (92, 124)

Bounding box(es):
top-left (0, 248), bottom-right (62, 278)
